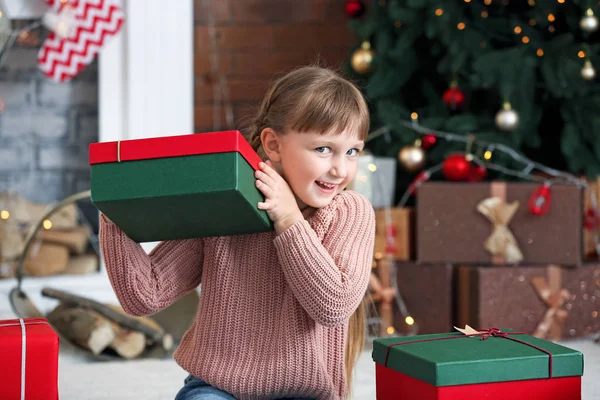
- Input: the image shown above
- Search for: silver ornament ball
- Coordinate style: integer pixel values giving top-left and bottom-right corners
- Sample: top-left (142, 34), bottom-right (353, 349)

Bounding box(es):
top-left (495, 104), bottom-right (519, 131)
top-left (582, 60), bottom-right (596, 81)
top-left (580, 9), bottom-right (599, 32)
top-left (398, 145), bottom-right (426, 172)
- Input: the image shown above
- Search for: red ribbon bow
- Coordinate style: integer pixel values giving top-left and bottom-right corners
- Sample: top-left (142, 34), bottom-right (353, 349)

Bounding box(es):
top-left (477, 327), bottom-right (507, 340)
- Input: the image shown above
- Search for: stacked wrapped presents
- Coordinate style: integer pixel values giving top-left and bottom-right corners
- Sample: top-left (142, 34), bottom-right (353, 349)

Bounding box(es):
top-left (369, 178), bottom-right (594, 398)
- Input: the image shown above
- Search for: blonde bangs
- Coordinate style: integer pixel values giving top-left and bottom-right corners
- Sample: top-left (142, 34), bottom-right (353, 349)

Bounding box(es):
top-left (287, 77), bottom-right (370, 141)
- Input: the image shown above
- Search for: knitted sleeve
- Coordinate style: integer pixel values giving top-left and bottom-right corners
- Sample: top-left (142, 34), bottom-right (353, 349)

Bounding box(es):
top-left (99, 214), bottom-right (204, 316)
top-left (273, 191), bottom-right (375, 327)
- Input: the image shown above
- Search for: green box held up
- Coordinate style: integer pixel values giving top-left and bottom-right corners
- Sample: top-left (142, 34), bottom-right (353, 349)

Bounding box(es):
top-left (89, 131), bottom-right (272, 243)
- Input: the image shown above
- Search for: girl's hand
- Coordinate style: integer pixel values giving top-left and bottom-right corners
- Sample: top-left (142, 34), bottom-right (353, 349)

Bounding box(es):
top-left (255, 160), bottom-right (303, 234)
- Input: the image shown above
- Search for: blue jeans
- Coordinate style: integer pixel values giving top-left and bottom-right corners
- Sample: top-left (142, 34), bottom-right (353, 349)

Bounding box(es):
top-left (175, 375), bottom-right (315, 400)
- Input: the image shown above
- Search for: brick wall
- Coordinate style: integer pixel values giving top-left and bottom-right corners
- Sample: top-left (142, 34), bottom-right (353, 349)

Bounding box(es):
top-left (0, 46), bottom-right (98, 205)
top-left (193, 0), bottom-right (356, 133)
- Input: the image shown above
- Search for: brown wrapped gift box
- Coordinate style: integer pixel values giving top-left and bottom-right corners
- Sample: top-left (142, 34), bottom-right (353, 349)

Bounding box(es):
top-left (393, 262), bottom-right (455, 335)
top-left (373, 208), bottom-right (415, 261)
top-left (417, 182), bottom-right (583, 266)
top-left (457, 264), bottom-right (600, 340)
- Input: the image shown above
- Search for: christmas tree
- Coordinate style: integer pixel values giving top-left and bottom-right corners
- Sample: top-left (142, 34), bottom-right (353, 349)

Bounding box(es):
top-left (345, 0), bottom-right (600, 197)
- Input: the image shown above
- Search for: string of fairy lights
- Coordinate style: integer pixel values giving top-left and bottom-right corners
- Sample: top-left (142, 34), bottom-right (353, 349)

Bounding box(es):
top-left (433, 0), bottom-right (600, 81)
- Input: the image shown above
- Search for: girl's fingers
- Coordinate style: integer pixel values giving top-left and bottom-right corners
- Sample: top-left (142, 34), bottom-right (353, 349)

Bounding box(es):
top-left (255, 179), bottom-right (274, 197)
top-left (260, 161), bottom-right (281, 181)
top-left (257, 201), bottom-right (272, 210)
top-left (255, 170), bottom-right (276, 187)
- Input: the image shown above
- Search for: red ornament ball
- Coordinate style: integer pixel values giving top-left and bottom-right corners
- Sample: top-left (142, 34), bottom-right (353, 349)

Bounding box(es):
top-left (467, 165), bottom-right (487, 182)
top-left (421, 134), bottom-right (437, 149)
top-left (442, 154), bottom-right (471, 181)
top-left (442, 87), bottom-right (466, 110)
top-left (345, 0), bottom-right (365, 18)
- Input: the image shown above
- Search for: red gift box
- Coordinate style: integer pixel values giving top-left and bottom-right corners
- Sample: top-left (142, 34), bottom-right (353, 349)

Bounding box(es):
top-left (0, 318), bottom-right (59, 400)
top-left (376, 365), bottom-right (581, 399)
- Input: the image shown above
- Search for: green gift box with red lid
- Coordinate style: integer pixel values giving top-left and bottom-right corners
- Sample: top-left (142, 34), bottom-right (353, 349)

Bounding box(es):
top-left (89, 130), bottom-right (272, 242)
top-left (372, 327), bottom-right (583, 399)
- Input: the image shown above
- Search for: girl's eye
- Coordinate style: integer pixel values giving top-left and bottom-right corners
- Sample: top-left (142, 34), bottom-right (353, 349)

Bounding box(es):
top-left (347, 148), bottom-right (359, 156)
top-left (316, 147), bottom-right (331, 154)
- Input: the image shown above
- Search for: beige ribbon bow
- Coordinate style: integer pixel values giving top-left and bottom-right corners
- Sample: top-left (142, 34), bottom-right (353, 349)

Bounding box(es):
top-left (531, 267), bottom-right (570, 341)
top-left (477, 197), bottom-right (524, 264)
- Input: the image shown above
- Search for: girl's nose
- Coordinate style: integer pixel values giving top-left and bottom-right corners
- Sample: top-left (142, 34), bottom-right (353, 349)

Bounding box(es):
top-left (330, 158), bottom-right (347, 179)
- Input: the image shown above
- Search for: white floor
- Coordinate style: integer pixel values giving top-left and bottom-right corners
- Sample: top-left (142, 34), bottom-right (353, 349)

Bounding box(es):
top-left (1, 271), bottom-right (599, 399)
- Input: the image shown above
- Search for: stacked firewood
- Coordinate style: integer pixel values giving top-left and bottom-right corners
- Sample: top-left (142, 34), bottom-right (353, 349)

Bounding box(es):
top-left (0, 192), bottom-right (98, 278)
top-left (43, 288), bottom-right (173, 359)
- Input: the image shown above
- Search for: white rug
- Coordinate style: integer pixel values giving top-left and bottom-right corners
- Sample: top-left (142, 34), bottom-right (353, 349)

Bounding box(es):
top-left (1, 272), bottom-right (599, 399)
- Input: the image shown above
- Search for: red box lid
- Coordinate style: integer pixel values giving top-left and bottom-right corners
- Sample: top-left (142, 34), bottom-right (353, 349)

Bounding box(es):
top-left (89, 130), bottom-right (263, 171)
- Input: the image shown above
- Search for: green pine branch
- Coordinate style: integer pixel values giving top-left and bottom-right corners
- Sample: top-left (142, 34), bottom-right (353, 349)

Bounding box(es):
top-left (346, 0), bottom-right (600, 182)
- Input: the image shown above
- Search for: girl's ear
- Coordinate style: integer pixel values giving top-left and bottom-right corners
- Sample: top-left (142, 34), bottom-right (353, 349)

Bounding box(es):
top-left (260, 128), bottom-right (282, 162)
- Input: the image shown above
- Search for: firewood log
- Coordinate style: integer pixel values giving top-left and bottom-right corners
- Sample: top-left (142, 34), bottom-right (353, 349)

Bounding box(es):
top-left (47, 305), bottom-right (115, 355)
top-left (41, 287), bottom-right (172, 350)
top-left (23, 243), bottom-right (69, 276)
top-left (108, 328), bottom-right (146, 359)
top-left (0, 193), bottom-right (78, 229)
top-left (38, 226), bottom-right (90, 254)
top-left (64, 254), bottom-right (99, 275)
top-left (107, 304), bottom-right (173, 350)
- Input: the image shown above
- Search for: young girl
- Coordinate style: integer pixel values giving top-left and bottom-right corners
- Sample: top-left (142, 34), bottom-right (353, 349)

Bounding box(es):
top-left (99, 66), bottom-right (375, 400)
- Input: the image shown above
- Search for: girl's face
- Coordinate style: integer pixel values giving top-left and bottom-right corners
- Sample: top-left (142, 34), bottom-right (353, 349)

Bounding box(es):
top-left (275, 128), bottom-right (365, 209)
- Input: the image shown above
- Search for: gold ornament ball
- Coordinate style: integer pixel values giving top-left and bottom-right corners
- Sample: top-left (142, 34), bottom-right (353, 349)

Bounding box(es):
top-left (398, 145), bottom-right (426, 172)
top-left (495, 103), bottom-right (519, 131)
top-left (580, 9), bottom-right (599, 32)
top-left (582, 60), bottom-right (596, 81)
top-left (351, 41), bottom-right (375, 74)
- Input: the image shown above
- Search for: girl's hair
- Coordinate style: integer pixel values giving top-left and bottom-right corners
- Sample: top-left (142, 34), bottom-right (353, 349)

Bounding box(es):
top-left (245, 65), bottom-right (369, 393)
top-left (246, 65), bottom-right (370, 158)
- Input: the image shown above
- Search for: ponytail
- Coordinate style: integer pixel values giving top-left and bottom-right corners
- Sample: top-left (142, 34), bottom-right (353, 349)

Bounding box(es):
top-left (345, 300), bottom-right (365, 394)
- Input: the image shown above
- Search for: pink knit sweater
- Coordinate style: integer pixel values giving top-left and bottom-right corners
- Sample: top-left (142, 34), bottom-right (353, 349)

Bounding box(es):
top-left (100, 190), bottom-right (375, 400)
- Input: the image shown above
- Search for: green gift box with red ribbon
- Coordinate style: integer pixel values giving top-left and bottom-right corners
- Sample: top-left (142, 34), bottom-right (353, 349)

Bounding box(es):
top-left (372, 328), bottom-right (584, 400)
top-left (89, 130), bottom-right (272, 242)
